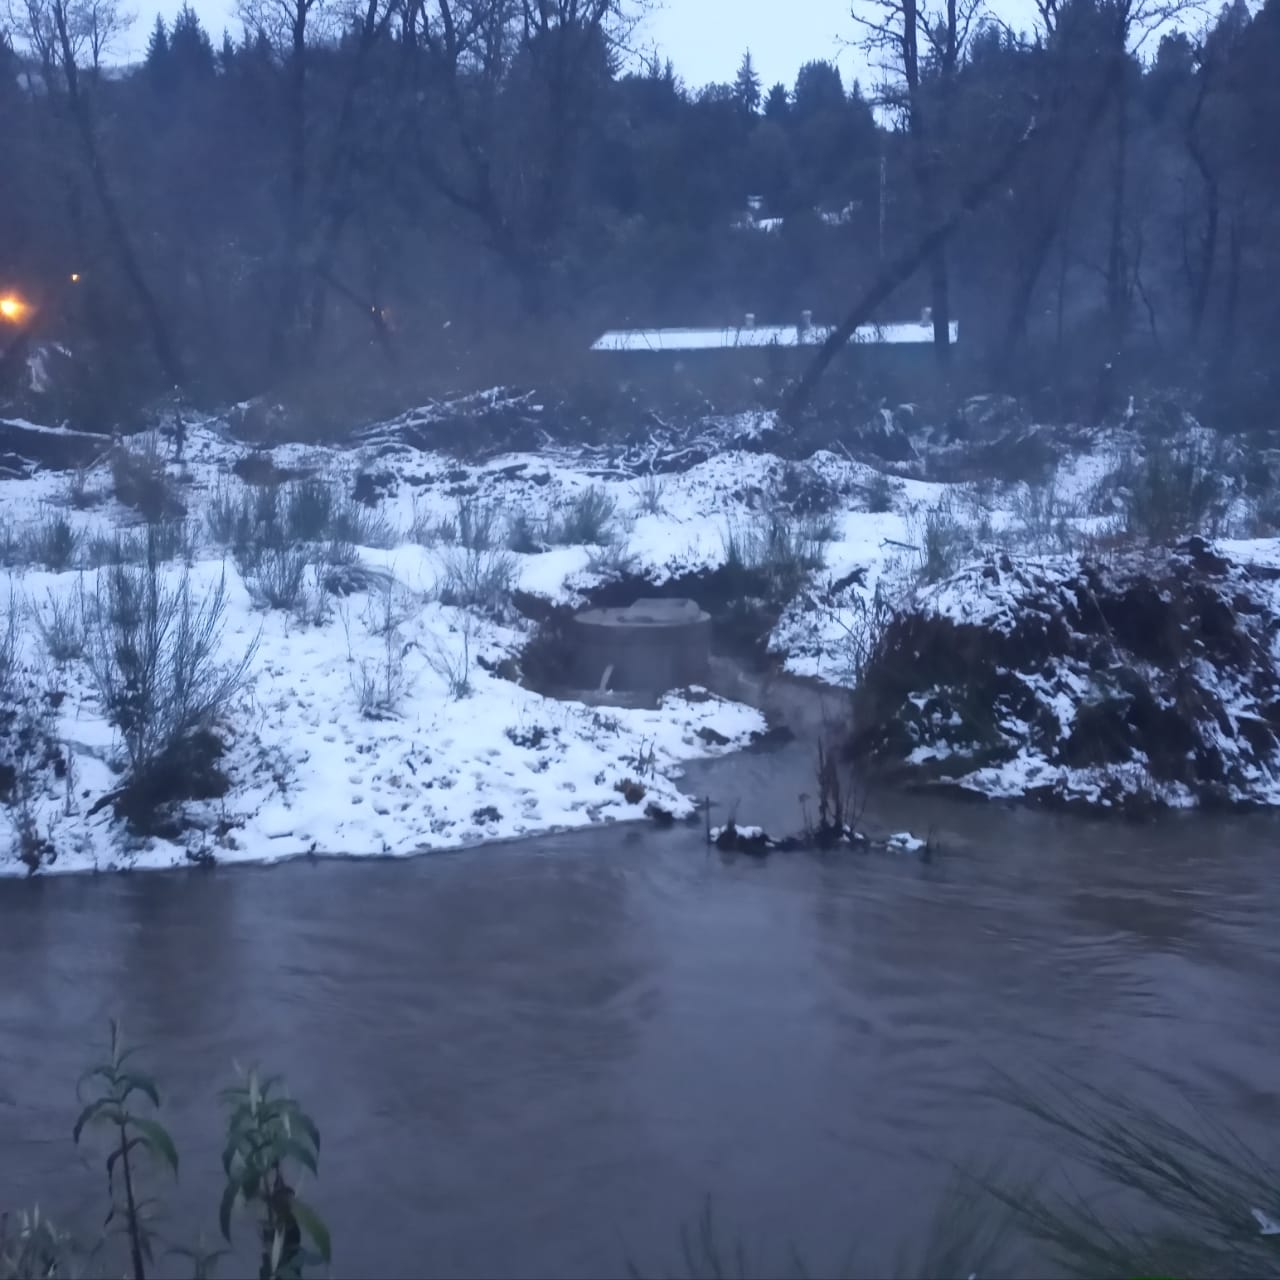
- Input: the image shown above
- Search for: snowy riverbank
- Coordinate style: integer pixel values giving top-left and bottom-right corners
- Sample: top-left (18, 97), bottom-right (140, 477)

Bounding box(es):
top-left (2, 396), bottom-right (1279, 874)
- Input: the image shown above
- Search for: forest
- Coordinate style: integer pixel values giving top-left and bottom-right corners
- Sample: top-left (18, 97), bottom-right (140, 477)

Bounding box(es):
top-left (1, 0), bottom-right (1278, 431)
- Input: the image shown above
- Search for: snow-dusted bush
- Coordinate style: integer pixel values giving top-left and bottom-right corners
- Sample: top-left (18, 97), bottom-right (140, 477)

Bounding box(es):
top-left (505, 511), bottom-right (545, 554)
top-left (722, 508), bottom-right (826, 599)
top-left (585, 539), bottom-right (637, 579)
top-left (861, 470), bottom-right (900, 514)
top-left (0, 589), bottom-right (17, 704)
top-left (1009, 475), bottom-right (1080, 554)
top-left (32, 587), bottom-right (86, 664)
top-left (285, 476), bottom-right (334, 543)
top-left (425, 619), bottom-right (474, 699)
top-left (636, 472), bottom-right (666, 515)
top-left (205, 479), bottom-right (252, 548)
top-left (916, 502), bottom-right (969, 583)
top-left (85, 530), bottom-right (148, 569)
top-left (82, 561), bottom-right (256, 806)
top-left (244, 545), bottom-right (309, 611)
top-left (408, 495), bottom-right (457, 547)
top-left (350, 626), bottom-right (411, 719)
top-left (455, 497), bottom-right (500, 551)
top-left (329, 494), bottom-right (395, 549)
top-left (110, 435), bottom-right (183, 523)
top-left (1119, 444), bottom-right (1227, 542)
top-left (0, 593), bottom-right (63, 872)
top-left (437, 546), bottom-right (518, 612)
top-left (23, 509), bottom-right (78, 572)
top-left (64, 466), bottom-right (101, 511)
top-left (552, 486), bottom-right (617, 545)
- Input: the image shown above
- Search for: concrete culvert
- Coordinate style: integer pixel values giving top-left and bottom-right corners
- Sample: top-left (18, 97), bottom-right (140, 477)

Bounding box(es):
top-left (570, 598), bottom-right (711, 695)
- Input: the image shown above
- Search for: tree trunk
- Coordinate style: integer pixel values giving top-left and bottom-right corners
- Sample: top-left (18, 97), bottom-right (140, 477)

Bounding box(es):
top-left (1213, 219), bottom-right (1241, 387)
top-left (1105, 72), bottom-right (1129, 352)
top-left (997, 53), bottom-right (1122, 377)
top-left (53, 7), bottom-right (186, 387)
top-left (1183, 65), bottom-right (1219, 348)
top-left (268, 8), bottom-right (310, 374)
top-left (785, 116), bottom-right (1040, 419)
top-left (902, 0), bottom-right (952, 369)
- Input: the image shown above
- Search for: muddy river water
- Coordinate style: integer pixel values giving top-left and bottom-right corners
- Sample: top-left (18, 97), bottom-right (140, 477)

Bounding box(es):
top-left (2, 731), bottom-right (1278, 1277)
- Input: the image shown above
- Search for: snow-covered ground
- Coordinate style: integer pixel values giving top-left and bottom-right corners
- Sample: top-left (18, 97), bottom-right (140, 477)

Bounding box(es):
top-left (2, 401), bottom-right (1277, 874)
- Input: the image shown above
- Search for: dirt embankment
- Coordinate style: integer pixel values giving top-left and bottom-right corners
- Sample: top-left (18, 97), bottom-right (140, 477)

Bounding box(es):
top-left (849, 538), bottom-right (1280, 813)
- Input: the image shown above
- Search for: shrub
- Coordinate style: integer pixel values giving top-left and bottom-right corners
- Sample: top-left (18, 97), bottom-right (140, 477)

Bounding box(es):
top-left (205, 479), bottom-right (251, 548)
top-left (552, 486), bottom-right (617, 545)
top-left (330, 495), bottom-right (395, 549)
top-left (0, 522), bottom-right (20, 569)
top-left (65, 466), bottom-right (100, 510)
top-left (285, 476), bottom-right (334, 543)
top-left (361, 575), bottom-right (416, 638)
top-left (637, 472), bottom-right (666, 515)
top-left (506, 512), bottom-right (545, 554)
top-left (1, 1023), bottom-right (330, 1280)
top-left (0, 588), bottom-right (17, 701)
top-left (425, 619), bottom-right (474, 699)
top-left (32, 586), bottom-right (86, 664)
top-left (1121, 445), bottom-right (1226, 542)
top-left (85, 530), bottom-right (148, 569)
top-left (586, 540), bottom-right (638, 578)
top-left (82, 561), bottom-right (256, 812)
top-left (295, 566), bottom-right (334, 627)
top-left (351, 626), bottom-right (410, 719)
top-left (408, 496), bottom-right (457, 548)
top-left (862, 471), bottom-right (900, 514)
top-left (722, 508), bottom-right (825, 598)
top-left (438, 547), bottom-right (518, 612)
top-left (0, 637), bottom-right (63, 873)
top-left (456, 497), bottom-right (499, 551)
top-left (917, 502), bottom-right (968, 584)
top-left (24, 510), bottom-right (78, 571)
top-left (822, 581), bottom-right (895, 688)
top-left (110, 435), bottom-right (184, 522)
top-left (1009, 476), bottom-right (1079, 554)
top-left (147, 518), bottom-right (194, 566)
top-left (244, 545), bottom-right (309, 611)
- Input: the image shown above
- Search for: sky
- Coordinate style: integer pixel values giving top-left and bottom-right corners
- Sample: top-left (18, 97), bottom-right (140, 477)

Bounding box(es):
top-left (119, 0), bottom-right (884, 88)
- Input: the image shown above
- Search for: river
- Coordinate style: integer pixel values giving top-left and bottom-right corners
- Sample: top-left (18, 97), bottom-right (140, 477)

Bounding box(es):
top-left (2, 737), bottom-right (1278, 1277)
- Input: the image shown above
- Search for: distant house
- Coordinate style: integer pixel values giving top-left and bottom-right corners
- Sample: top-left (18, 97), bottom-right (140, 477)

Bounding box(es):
top-left (732, 195), bottom-right (784, 234)
top-left (591, 316), bottom-right (957, 353)
top-left (589, 313), bottom-right (957, 394)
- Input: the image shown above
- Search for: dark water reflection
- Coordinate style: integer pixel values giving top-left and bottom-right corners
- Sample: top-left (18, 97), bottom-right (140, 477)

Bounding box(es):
top-left (1, 743), bottom-right (1278, 1277)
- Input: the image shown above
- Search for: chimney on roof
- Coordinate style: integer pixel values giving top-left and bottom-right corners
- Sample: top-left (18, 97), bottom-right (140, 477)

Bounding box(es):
top-left (800, 309), bottom-right (813, 331)
top-left (744, 313), bottom-right (756, 329)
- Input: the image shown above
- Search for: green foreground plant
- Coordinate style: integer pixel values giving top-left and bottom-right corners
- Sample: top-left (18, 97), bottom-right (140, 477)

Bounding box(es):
top-left (3, 1023), bottom-right (329, 1280)
top-left (8, 1035), bottom-right (1280, 1280)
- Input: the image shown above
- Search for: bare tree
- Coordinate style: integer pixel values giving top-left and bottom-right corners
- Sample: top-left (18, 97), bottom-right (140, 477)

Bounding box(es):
top-left (399, 0), bottom-right (641, 313)
top-left (853, 0), bottom-right (981, 370)
top-left (76, 0), bottom-right (131, 72)
top-left (9, 0), bottom-right (186, 386)
top-left (786, 112), bottom-right (1041, 417)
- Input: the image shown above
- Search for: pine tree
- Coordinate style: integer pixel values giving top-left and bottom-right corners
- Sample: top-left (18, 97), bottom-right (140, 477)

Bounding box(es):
top-left (145, 14), bottom-right (170, 74)
top-left (764, 81), bottom-right (789, 121)
top-left (733, 50), bottom-right (762, 115)
top-left (170, 4), bottom-right (216, 79)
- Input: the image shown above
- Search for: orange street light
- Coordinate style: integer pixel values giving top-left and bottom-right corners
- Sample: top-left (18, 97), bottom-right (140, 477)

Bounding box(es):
top-left (0, 294), bottom-right (31, 323)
